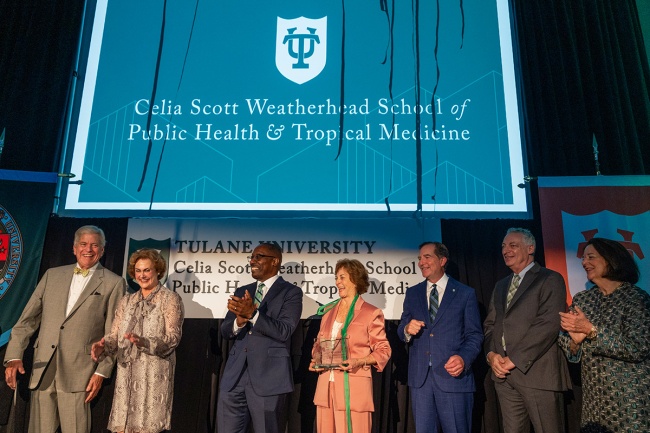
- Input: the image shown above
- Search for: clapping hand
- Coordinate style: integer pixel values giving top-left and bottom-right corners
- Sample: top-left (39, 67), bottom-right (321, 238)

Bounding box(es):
top-left (124, 332), bottom-right (144, 347)
top-left (559, 305), bottom-right (591, 344)
top-left (228, 290), bottom-right (256, 326)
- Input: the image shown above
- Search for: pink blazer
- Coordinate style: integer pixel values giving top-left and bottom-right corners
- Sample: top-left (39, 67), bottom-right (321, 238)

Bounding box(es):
top-left (312, 297), bottom-right (391, 412)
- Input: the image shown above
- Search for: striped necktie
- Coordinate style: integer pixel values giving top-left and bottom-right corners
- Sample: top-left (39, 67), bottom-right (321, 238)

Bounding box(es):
top-left (428, 284), bottom-right (439, 322)
top-left (506, 274), bottom-right (520, 307)
top-left (254, 282), bottom-right (265, 307)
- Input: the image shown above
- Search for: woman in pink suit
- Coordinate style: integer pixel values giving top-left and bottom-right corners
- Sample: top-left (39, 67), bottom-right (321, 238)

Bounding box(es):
top-left (310, 259), bottom-right (392, 433)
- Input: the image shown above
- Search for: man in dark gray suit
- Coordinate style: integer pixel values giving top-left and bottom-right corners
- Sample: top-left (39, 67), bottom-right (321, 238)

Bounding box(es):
top-left (4, 225), bottom-right (126, 433)
top-left (217, 242), bottom-right (303, 433)
top-left (483, 228), bottom-right (570, 433)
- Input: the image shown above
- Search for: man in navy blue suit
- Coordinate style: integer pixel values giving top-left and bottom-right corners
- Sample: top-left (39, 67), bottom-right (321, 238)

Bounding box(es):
top-left (398, 241), bottom-right (483, 433)
top-left (217, 242), bottom-right (303, 433)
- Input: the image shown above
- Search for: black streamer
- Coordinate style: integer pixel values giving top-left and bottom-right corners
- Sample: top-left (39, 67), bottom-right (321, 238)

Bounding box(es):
top-left (334, 0), bottom-right (346, 160)
top-left (137, 0), bottom-right (168, 194)
top-left (146, 0), bottom-right (201, 210)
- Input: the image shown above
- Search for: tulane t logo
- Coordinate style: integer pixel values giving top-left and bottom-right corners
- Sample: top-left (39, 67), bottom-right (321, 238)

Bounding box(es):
top-left (276, 17), bottom-right (327, 84)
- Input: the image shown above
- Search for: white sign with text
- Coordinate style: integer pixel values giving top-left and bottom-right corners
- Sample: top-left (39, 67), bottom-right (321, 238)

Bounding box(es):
top-left (125, 218), bottom-right (440, 319)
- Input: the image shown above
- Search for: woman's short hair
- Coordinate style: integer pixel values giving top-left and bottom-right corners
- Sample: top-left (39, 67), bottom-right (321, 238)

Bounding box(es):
top-left (335, 258), bottom-right (370, 294)
top-left (586, 237), bottom-right (639, 284)
top-left (128, 248), bottom-right (167, 280)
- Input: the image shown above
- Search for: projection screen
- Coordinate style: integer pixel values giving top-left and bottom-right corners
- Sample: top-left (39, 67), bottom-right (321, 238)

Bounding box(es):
top-left (61, 0), bottom-right (529, 217)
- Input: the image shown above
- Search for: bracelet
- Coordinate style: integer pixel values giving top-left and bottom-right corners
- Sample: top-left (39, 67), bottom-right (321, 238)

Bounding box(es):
top-left (587, 325), bottom-right (598, 340)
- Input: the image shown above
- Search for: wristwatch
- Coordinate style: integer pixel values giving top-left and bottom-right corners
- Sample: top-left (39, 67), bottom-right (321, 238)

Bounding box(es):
top-left (587, 325), bottom-right (598, 340)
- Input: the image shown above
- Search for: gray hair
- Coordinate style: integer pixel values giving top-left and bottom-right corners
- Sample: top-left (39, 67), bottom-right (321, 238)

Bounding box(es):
top-left (74, 225), bottom-right (106, 248)
top-left (506, 227), bottom-right (536, 250)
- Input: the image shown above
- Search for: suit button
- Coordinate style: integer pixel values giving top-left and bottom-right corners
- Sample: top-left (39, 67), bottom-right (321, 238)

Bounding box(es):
top-left (244, 348), bottom-right (248, 352)
top-left (429, 333), bottom-right (434, 337)
top-left (51, 345), bottom-right (55, 348)
top-left (248, 331), bottom-right (253, 335)
top-left (60, 326), bottom-right (64, 330)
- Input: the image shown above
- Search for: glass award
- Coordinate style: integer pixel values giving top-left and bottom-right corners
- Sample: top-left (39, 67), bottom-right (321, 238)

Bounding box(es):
top-left (313, 337), bottom-right (349, 369)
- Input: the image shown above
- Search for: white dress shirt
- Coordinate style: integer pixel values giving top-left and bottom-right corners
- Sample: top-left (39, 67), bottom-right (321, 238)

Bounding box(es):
top-left (66, 263), bottom-right (99, 316)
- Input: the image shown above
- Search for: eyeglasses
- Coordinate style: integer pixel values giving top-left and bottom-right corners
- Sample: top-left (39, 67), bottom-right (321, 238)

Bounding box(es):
top-left (247, 254), bottom-right (277, 262)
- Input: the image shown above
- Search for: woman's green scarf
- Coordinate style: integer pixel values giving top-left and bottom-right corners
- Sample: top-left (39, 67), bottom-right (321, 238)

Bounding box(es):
top-left (316, 294), bottom-right (359, 433)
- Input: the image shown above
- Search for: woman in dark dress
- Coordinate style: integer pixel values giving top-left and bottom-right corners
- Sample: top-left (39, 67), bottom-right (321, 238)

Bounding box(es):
top-left (559, 237), bottom-right (650, 433)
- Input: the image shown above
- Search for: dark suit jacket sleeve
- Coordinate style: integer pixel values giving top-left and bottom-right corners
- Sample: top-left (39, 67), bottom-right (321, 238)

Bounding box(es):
top-left (397, 281), bottom-right (423, 343)
top-left (457, 286), bottom-right (483, 369)
top-left (254, 282), bottom-right (303, 344)
top-left (397, 295), bottom-right (412, 343)
top-left (220, 284), bottom-right (251, 339)
top-left (508, 270), bottom-right (567, 374)
top-left (483, 288), bottom-right (498, 355)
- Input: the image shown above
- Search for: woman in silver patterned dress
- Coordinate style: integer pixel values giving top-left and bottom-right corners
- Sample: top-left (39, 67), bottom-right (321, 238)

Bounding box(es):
top-left (559, 237), bottom-right (650, 433)
top-left (91, 249), bottom-right (184, 433)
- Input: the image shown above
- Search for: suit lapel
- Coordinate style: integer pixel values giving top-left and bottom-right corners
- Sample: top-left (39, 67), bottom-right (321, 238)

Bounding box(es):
top-left (350, 295), bottom-right (364, 326)
top-left (259, 276), bottom-right (284, 307)
top-left (432, 279), bottom-right (458, 325)
top-left (54, 265), bottom-right (76, 321)
top-left (506, 263), bottom-right (539, 312)
top-left (415, 282), bottom-right (431, 325)
top-left (493, 278), bottom-right (508, 317)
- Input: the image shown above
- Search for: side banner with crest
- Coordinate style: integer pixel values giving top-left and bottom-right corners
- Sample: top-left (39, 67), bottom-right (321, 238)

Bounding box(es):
top-left (0, 177), bottom-right (55, 346)
top-left (538, 176), bottom-right (650, 300)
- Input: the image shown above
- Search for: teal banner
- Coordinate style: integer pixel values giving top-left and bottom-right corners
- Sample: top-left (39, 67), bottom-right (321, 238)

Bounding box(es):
top-left (0, 178), bottom-right (55, 346)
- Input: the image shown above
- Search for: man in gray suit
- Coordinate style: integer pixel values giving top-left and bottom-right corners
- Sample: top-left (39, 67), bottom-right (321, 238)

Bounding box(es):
top-left (4, 225), bottom-right (126, 433)
top-left (483, 228), bottom-right (570, 433)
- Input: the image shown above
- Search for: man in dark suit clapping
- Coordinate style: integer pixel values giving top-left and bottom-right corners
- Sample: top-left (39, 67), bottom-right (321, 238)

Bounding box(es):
top-left (217, 242), bottom-right (303, 433)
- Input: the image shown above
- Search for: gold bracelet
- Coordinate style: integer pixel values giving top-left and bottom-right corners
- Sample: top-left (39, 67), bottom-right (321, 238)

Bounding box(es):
top-left (587, 325), bottom-right (598, 340)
